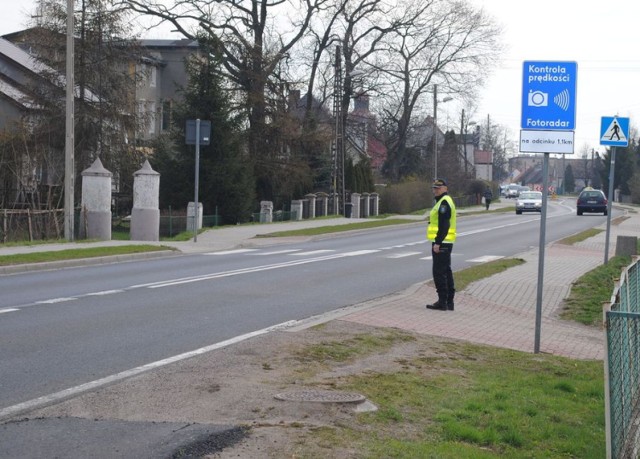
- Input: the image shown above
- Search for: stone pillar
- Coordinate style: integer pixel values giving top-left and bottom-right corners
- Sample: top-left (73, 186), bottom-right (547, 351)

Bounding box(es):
top-left (350, 193), bottom-right (361, 219)
top-left (305, 193), bottom-right (317, 219)
top-left (130, 160), bottom-right (160, 241)
top-left (187, 202), bottom-right (203, 231)
top-left (291, 200), bottom-right (304, 221)
top-left (361, 192), bottom-right (370, 218)
top-left (371, 193), bottom-right (379, 216)
top-left (80, 158), bottom-right (112, 240)
top-left (260, 201), bottom-right (273, 223)
top-left (316, 192), bottom-right (329, 217)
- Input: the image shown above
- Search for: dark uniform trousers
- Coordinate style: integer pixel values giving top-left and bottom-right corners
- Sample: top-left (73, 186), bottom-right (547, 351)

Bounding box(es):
top-left (432, 242), bottom-right (455, 304)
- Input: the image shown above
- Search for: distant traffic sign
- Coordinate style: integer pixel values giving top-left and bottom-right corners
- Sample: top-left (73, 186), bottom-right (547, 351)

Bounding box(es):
top-left (600, 116), bottom-right (629, 147)
top-left (521, 61), bottom-right (577, 131)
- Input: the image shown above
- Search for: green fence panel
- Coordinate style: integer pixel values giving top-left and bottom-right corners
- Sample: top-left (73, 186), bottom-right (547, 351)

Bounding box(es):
top-left (607, 258), bottom-right (640, 458)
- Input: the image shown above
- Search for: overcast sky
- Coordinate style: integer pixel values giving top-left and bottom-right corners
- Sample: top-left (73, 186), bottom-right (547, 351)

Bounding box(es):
top-left (3, 0), bottom-right (640, 157)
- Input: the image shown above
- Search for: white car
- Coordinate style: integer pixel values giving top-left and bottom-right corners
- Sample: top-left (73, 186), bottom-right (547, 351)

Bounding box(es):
top-left (506, 184), bottom-right (520, 199)
top-left (515, 191), bottom-right (543, 214)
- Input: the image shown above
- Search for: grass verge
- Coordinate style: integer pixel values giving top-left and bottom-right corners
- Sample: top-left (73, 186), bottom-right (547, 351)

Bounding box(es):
top-left (290, 332), bottom-right (604, 458)
top-left (427, 257), bottom-right (525, 291)
top-left (560, 254), bottom-right (631, 325)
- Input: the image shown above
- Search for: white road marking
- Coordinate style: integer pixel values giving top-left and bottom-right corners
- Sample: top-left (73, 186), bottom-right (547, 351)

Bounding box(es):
top-left (0, 308), bottom-right (19, 314)
top-left (251, 249), bottom-right (301, 255)
top-left (467, 255), bottom-right (504, 263)
top-left (204, 249), bottom-right (258, 255)
top-left (35, 298), bottom-right (78, 304)
top-left (140, 250), bottom-right (380, 289)
top-left (85, 290), bottom-right (125, 296)
top-left (290, 250), bottom-right (334, 256)
top-left (386, 252), bottom-right (423, 259)
top-left (0, 320), bottom-right (300, 421)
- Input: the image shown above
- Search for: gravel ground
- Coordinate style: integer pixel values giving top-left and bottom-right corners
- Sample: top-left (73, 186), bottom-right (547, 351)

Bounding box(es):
top-left (18, 319), bottom-right (442, 458)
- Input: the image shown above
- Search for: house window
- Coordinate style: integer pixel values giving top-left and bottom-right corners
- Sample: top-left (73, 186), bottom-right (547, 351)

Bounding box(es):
top-left (137, 100), bottom-right (156, 137)
top-left (150, 66), bottom-right (157, 88)
top-left (161, 100), bottom-right (172, 131)
top-left (147, 101), bottom-right (156, 135)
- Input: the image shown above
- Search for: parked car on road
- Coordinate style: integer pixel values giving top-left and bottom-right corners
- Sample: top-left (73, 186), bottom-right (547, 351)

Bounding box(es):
top-left (515, 191), bottom-right (543, 214)
top-left (576, 188), bottom-right (607, 215)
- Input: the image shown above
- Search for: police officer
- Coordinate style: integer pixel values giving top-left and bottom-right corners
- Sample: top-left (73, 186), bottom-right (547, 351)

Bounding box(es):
top-left (426, 178), bottom-right (456, 311)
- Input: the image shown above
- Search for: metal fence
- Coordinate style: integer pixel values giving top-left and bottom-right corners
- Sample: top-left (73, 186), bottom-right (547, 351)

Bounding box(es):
top-left (0, 209), bottom-right (64, 243)
top-left (605, 256), bottom-right (640, 458)
top-left (158, 214), bottom-right (222, 238)
top-left (250, 210), bottom-right (297, 223)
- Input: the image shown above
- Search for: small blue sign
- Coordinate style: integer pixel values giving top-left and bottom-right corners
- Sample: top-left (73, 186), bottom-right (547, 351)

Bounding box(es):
top-left (600, 116), bottom-right (629, 147)
top-left (521, 61), bottom-right (577, 131)
top-left (185, 120), bottom-right (211, 145)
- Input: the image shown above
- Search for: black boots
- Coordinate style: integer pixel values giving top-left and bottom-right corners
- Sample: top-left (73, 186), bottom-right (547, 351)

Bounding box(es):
top-left (426, 300), bottom-right (453, 311)
top-left (447, 289), bottom-right (455, 311)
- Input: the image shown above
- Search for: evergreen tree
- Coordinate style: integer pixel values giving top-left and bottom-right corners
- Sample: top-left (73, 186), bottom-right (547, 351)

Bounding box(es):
top-left (600, 146), bottom-right (635, 195)
top-left (345, 158), bottom-right (374, 194)
top-left (28, 0), bottom-right (145, 193)
top-left (438, 130), bottom-right (470, 194)
top-left (155, 47), bottom-right (255, 224)
top-left (564, 164), bottom-right (575, 193)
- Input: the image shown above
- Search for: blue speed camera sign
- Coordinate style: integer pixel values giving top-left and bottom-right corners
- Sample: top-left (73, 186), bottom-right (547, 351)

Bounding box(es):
top-left (521, 61), bottom-right (577, 131)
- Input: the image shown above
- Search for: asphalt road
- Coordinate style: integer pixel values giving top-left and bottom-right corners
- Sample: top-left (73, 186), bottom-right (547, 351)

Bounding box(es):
top-left (0, 197), bottom-right (616, 457)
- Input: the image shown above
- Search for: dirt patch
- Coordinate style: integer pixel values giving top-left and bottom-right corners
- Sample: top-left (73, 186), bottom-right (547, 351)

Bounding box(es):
top-left (26, 320), bottom-right (453, 458)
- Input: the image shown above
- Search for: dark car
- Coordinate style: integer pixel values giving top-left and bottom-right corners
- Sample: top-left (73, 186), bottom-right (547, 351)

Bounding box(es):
top-left (577, 188), bottom-right (607, 216)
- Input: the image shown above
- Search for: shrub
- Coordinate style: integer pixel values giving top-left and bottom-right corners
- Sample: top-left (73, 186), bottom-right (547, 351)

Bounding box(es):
top-left (378, 180), bottom-right (431, 214)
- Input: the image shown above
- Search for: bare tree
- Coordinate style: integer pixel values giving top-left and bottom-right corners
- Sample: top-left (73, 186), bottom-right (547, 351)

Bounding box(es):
top-left (19, 0), bottom-right (146, 207)
top-left (372, 0), bottom-right (502, 182)
top-left (121, 0), bottom-right (330, 201)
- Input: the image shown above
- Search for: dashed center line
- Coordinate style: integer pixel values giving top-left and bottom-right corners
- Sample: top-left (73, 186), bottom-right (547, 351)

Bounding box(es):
top-left (85, 290), bottom-right (126, 296)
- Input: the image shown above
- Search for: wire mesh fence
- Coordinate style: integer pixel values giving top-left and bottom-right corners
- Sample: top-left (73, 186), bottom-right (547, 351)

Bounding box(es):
top-left (606, 257), bottom-right (640, 459)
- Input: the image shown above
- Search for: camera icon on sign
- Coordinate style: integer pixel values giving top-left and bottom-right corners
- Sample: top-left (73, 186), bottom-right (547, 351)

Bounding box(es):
top-left (528, 90), bottom-right (548, 107)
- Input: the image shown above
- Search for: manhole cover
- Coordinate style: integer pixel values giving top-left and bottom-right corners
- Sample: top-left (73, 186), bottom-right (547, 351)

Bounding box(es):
top-left (274, 389), bottom-right (366, 404)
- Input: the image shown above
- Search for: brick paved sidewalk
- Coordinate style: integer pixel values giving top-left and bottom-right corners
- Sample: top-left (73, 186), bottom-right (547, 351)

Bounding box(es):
top-left (341, 211), bottom-right (640, 361)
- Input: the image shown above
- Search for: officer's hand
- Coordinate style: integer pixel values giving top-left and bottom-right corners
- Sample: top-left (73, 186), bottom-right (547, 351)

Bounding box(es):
top-left (433, 244), bottom-right (440, 254)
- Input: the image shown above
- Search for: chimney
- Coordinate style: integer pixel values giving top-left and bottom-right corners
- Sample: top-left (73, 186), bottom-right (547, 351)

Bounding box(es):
top-left (353, 93), bottom-right (369, 113)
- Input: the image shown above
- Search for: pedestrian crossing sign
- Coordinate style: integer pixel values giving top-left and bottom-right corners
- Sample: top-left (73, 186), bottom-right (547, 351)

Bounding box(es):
top-left (600, 116), bottom-right (629, 147)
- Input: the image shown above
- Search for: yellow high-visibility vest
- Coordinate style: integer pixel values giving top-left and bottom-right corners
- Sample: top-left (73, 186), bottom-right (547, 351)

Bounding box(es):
top-left (427, 195), bottom-right (457, 243)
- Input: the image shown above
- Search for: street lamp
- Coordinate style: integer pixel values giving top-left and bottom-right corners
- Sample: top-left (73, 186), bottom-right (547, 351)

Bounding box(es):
top-left (433, 84), bottom-right (453, 180)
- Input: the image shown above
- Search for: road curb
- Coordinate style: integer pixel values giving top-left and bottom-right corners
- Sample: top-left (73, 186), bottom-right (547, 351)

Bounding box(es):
top-left (0, 249), bottom-right (180, 276)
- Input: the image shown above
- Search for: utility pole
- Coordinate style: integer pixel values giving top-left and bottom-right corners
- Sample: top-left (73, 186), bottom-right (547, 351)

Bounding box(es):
top-left (332, 45), bottom-right (344, 215)
top-left (64, 0), bottom-right (75, 241)
top-left (460, 109), bottom-right (467, 174)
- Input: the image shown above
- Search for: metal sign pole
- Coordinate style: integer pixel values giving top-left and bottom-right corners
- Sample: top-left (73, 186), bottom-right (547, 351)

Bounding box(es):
top-left (534, 152), bottom-right (549, 353)
top-left (194, 119), bottom-right (200, 243)
top-left (604, 146), bottom-right (616, 264)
